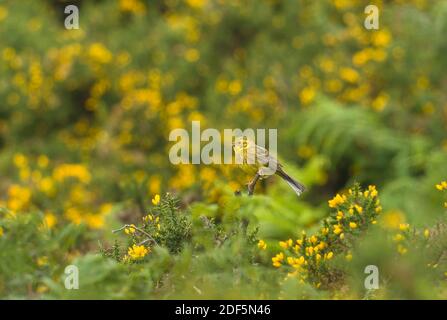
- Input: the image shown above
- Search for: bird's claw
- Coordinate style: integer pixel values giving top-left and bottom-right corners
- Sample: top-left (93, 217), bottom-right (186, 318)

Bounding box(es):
top-left (247, 184), bottom-right (255, 196)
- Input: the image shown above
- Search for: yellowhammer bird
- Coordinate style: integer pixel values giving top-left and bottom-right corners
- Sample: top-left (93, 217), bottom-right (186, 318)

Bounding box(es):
top-left (232, 136), bottom-right (306, 196)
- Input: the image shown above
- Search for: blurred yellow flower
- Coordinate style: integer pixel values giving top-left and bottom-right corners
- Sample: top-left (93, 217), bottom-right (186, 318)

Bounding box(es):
top-left (228, 80), bottom-right (242, 96)
top-left (297, 145), bottom-right (315, 159)
top-left (36, 285), bottom-right (48, 294)
top-left (100, 203), bottom-right (113, 216)
top-left (393, 233), bottom-right (404, 242)
top-left (44, 212), bottom-right (57, 229)
top-left (399, 223), bottom-right (409, 231)
top-left (65, 208), bottom-right (83, 225)
top-left (147, 176), bottom-right (161, 195)
top-left (332, 0), bottom-right (354, 9)
top-left (7, 184), bottom-right (31, 212)
top-left (39, 177), bottom-right (55, 196)
top-left (339, 67), bottom-right (359, 83)
top-left (422, 102), bottom-right (435, 115)
top-left (53, 164), bottom-right (91, 184)
top-left (381, 210), bottom-right (406, 230)
top-left (85, 214), bottom-right (104, 229)
top-left (372, 29), bottom-right (392, 47)
top-left (88, 43), bottom-right (112, 64)
top-left (397, 244), bottom-right (407, 255)
top-left (0, 6), bottom-right (8, 21)
top-left (37, 155), bottom-right (49, 168)
top-left (119, 0), bottom-right (146, 14)
top-left (372, 93), bottom-right (389, 112)
top-left (325, 79), bottom-right (342, 93)
top-left (186, 0), bottom-right (207, 9)
top-left (185, 48), bottom-right (200, 62)
top-left (299, 86), bottom-right (316, 105)
top-left (13, 153), bottom-right (27, 168)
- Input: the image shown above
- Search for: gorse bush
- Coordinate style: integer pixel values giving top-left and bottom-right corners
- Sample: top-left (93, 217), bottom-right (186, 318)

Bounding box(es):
top-left (105, 193), bottom-right (192, 260)
top-left (269, 184), bottom-right (381, 289)
top-left (103, 192), bottom-right (259, 262)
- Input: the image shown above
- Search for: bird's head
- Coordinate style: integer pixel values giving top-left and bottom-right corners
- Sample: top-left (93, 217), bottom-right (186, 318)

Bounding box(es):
top-left (233, 136), bottom-right (252, 150)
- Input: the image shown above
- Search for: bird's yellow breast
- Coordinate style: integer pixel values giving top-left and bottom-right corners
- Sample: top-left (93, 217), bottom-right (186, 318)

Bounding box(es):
top-left (234, 145), bottom-right (264, 174)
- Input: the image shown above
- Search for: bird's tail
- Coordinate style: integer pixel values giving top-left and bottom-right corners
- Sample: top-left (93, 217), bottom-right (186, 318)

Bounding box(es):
top-left (276, 168), bottom-right (306, 196)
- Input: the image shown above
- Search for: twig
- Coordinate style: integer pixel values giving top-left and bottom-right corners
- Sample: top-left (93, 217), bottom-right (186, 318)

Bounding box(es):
top-left (137, 238), bottom-right (152, 246)
top-left (112, 224), bottom-right (159, 246)
top-left (247, 172), bottom-right (260, 196)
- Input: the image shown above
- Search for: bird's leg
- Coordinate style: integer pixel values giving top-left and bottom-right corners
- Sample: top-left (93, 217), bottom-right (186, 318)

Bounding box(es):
top-left (247, 172), bottom-right (261, 196)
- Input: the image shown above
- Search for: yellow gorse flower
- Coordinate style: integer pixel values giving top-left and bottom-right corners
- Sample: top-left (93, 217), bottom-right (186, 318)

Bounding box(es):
top-left (393, 233), bottom-right (404, 242)
top-left (435, 181), bottom-right (447, 191)
top-left (397, 244), bottom-right (407, 255)
top-left (399, 223), bottom-right (409, 231)
top-left (367, 185), bottom-right (378, 198)
top-left (127, 244), bottom-right (150, 260)
top-left (333, 224), bottom-right (343, 235)
top-left (125, 224), bottom-right (136, 235)
top-left (152, 194), bottom-right (160, 205)
top-left (36, 256), bottom-right (48, 267)
top-left (279, 238), bottom-right (293, 249)
top-left (258, 240), bottom-right (267, 250)
top-left (328, 194), bottom-right (346, 208)
top-left (272, 252), bottom-right (284, 268)
top-left (287, 256), bottom-right (306, 268)
top-left (53, 164), bottom-right (91, 184)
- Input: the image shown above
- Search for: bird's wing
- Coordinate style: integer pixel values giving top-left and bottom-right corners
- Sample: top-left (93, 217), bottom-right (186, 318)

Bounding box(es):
top-left (254, 144), bottom-right (281, 169)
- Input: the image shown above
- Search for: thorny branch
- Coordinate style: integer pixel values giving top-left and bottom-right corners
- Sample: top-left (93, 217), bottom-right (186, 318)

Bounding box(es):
top-left (112, 224), bottom-right (159, 246)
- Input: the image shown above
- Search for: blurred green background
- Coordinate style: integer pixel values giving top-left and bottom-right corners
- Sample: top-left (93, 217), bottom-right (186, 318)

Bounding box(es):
top-left (0, 0), bottom-right (446, 299)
